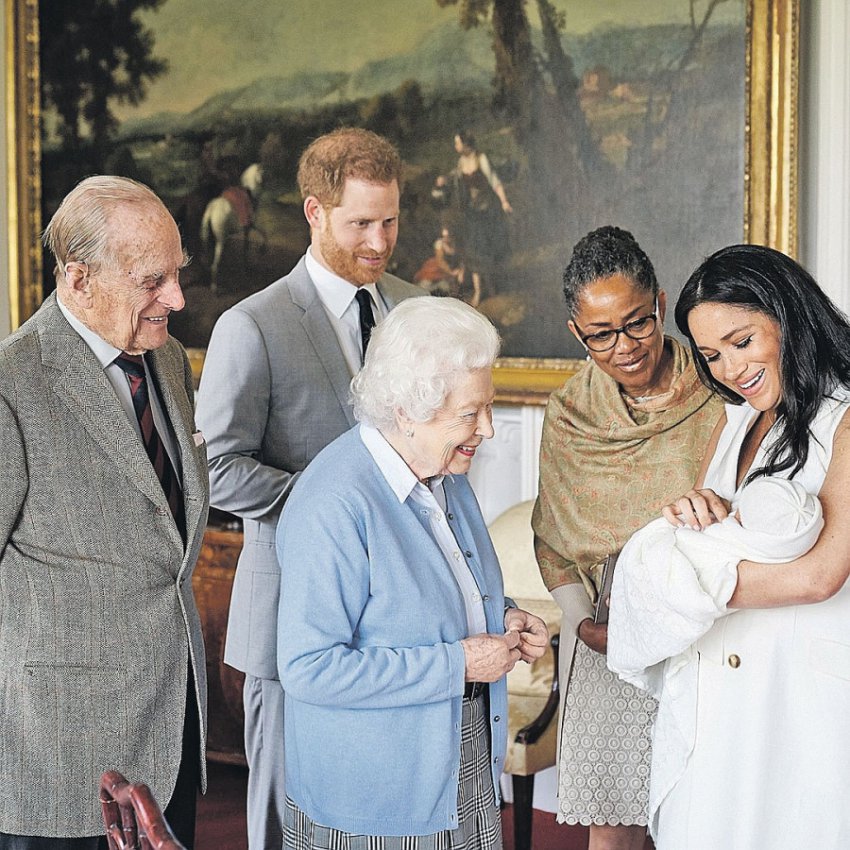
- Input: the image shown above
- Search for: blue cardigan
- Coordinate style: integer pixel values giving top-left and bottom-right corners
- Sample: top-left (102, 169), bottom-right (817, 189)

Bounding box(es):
top-left (276, 426), bottom-right (509, 836)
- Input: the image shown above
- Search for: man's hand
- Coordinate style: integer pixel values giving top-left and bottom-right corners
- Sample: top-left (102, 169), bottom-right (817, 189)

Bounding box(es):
top-left (504, 607), bottom-right (549, 663)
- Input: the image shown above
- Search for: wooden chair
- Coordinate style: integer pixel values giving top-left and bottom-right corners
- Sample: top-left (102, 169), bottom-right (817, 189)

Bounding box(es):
top-left (488, 500), bottom-right (562, 850)
top-left (100, 770), bottom-right (186, 850)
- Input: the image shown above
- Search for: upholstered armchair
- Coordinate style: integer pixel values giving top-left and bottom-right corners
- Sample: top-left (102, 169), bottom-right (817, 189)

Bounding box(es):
top-left (488, 500), bottom-right (562, 850)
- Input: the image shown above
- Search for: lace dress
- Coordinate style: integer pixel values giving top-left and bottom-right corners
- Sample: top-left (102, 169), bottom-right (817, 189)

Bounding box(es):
top-left (557, 643), bottom-right (656, 825)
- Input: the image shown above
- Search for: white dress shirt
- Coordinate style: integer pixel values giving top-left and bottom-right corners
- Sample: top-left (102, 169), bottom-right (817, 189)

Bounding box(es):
top-left (56, 295), bottom-right (182, 479)
top-left (359, 423), bottom-right (487, 636)
top-left (305, 248), bottom-right (388, 376)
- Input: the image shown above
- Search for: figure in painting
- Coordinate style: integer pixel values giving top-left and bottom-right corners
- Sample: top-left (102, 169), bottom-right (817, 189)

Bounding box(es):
top-left (413, 226), bottom-right (466, 298)
top-left (201, 159), bottom-right (267, 291)
top-left (433, 131), bottom-right (512, 307)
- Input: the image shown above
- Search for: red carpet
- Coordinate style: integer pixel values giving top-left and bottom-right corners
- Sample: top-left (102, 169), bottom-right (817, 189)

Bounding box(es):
top-left (196, 762), bottom-right (652, 850)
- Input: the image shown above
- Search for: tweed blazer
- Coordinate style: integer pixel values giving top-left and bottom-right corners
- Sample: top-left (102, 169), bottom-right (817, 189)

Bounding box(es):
top-left (0, 294), bottom-right (210, 838)
top-left (195, 256), bottom-right (424, 679)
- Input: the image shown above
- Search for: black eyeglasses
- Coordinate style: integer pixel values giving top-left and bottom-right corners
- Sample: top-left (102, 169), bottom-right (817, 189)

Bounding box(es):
top-left (575, 304), bottom-right (659, 352)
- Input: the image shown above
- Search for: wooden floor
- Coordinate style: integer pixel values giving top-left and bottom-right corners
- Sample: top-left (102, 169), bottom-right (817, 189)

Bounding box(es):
top-left (196, 762), bottom-right (652, 850)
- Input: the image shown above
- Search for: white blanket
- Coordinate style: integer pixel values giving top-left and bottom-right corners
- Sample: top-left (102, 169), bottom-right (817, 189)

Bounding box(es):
top-left (606, 477), bottom-right (823, 819)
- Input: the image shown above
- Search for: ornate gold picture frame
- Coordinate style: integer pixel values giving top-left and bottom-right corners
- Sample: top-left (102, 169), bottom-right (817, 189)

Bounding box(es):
top-left (6, 0), bottom-right (798, 404)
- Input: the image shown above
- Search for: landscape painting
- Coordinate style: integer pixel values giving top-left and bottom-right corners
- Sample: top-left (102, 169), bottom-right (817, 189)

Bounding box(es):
top-left (33, 0), bottom-right (778, 375)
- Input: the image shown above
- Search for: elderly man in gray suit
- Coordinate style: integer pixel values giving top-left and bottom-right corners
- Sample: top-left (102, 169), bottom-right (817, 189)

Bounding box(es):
top-left (0, 176), bottom-right (209, 850)
top-left (195, 128), bottom-right (424, 850)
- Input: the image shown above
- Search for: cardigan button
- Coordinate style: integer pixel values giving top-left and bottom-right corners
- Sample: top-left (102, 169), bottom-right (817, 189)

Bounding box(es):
top-left (728, 654), bottom-right (741, 669)
top-left (464, 550), bottom-right (473, 558)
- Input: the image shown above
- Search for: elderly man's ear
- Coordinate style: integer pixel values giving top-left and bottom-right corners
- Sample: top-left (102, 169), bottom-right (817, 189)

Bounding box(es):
top-left (62, 261), bottom-right (94, 309)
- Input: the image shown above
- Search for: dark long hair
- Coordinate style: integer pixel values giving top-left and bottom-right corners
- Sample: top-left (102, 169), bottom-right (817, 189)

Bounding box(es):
top-left (676, 243), bottom-right (850, 481)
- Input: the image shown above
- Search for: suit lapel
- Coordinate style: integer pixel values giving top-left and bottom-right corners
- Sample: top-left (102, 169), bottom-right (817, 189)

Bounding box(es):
top-left (39, 298), bottom-right (193, 557)
top-left (42, 312), bottom-right (170, 515)
top-left (377, 275), bottom-right (416, 310)
top-left (289, 260), bottom-right (358, 427)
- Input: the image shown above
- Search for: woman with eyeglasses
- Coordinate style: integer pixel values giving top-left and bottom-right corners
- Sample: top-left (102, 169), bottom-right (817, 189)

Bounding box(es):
top-left (532, 226), bottom-right (723, 850)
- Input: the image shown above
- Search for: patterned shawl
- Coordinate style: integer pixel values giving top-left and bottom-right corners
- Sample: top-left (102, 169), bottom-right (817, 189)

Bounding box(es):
top-left (533, 337), bottom-right (724, 599)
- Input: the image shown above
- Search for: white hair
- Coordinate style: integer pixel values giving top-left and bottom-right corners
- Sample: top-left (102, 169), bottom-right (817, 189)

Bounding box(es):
top-left (351, 297), bottom-right (500, 430)
top-left (42, 175), bottom-right (171, 284)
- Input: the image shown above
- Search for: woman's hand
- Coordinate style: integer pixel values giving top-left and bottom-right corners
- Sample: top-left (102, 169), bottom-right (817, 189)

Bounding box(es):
top-left (662, 488), bottom-right (731, 530)
top-left (578, 618), bottom-right (608, 654)
top-left (504, 608), bottom-right (549, 663)
top-left (461, 631), bottom-right (522, 682)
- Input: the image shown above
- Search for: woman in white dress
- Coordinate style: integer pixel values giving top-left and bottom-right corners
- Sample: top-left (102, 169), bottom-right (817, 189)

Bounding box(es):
top-left (654, 244), bottom-right (850, 849)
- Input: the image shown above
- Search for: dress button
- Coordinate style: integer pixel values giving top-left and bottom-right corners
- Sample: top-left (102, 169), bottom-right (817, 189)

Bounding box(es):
top-left (728, 654), bottom-right (741, 669)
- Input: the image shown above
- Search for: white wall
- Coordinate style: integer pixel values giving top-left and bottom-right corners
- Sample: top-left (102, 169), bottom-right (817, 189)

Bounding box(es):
top-left (799, 0), bottom-right (850, 311)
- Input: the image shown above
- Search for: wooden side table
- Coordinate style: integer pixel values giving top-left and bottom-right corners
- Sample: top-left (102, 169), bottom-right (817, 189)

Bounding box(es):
top-left (192, 524), bottom-right (247, 764)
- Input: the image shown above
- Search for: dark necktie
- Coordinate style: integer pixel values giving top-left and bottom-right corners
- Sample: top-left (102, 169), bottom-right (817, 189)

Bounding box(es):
top-left (355, 288), bottom-right (376, 360)
top-left (114, 353), bottom-right (185, 535)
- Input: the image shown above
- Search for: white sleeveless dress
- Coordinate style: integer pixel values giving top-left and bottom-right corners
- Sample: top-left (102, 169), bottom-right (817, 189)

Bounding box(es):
top-left (655, 392), bottom-right (850, 850)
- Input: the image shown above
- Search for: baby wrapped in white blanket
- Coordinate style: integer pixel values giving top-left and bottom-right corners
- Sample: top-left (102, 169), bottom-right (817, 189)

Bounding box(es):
top-left (606, 477), bottom-right (823, 823)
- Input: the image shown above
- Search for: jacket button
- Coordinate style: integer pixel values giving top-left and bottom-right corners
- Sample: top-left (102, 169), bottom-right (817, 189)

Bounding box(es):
top-left (728, 654), bottom-right (741, 668)
top-left (155, 507), bottom-right (168, 517)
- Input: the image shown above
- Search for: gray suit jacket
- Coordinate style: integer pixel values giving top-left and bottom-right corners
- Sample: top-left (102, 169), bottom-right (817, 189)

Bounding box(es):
top-left (0, 294), bottom-right (210, 837)
top-left (195, 256), bottom-right (424, 679)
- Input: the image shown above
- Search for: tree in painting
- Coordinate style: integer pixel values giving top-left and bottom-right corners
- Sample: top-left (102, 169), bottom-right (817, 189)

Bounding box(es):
top-left (433, 0), bottom-right (741, 355)
top-left (40, 0), bottom-right (167, 155)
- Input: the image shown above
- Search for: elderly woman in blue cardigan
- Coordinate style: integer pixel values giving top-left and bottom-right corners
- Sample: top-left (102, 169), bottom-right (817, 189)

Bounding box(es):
top-left (276, 297), bottom-right (548, 850)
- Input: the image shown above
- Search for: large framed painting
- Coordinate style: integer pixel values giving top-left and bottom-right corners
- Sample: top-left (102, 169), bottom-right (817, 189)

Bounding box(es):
top-left (7, 0), bottom-right (798, 403)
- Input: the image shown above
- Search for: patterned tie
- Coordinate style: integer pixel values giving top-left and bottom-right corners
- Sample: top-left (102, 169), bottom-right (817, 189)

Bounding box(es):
top-left (114, 353), bottom-right (185, 536)
top-left (355, 288), bottom-right (376, 361)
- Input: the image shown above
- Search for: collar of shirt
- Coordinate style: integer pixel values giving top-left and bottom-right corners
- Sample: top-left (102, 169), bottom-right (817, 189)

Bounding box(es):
top-left (359, 423), bottom-right (446, 506)
top-left (306, 248), bottom-right (382, 319)
top-left (56, 295), bottom-right (122, 368)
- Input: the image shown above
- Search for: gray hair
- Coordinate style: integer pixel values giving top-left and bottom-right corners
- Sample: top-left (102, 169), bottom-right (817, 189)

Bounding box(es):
top-left (351, 297), bottom-right (500, 431)
top-left (42, 175), bottom-right (170, 284)
top-left (562, 225), bottom-right (657, 319)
